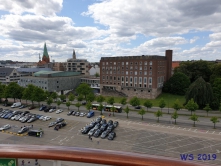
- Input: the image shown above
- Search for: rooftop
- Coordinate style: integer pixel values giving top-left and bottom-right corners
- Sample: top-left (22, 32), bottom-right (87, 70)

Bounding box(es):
top-left (33, 71), bottom-right (81, 77)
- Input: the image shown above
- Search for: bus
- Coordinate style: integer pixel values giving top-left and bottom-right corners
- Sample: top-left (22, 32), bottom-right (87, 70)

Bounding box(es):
top-left (92, 104), bottom-right (122, 113)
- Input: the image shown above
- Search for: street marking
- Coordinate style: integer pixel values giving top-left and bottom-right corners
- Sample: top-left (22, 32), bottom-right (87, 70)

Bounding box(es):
top-left (51, 135), bottom-right (60, 141)
top-left (188, 128), bottom-right (191, 131)
top-left (212, 131), bottom-right (215, 134)
top-left (177, 127), bottom-right (180, 129)
top-left (183, 128), bottom-right (186, 130)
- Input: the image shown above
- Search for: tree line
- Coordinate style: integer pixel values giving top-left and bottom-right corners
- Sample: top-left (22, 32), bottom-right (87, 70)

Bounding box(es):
top-left (163, 60), bottom-right (221, 110)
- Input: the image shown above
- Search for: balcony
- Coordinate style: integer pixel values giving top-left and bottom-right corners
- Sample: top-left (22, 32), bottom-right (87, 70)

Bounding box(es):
top-left (0, 145), bottom-right (204, 166)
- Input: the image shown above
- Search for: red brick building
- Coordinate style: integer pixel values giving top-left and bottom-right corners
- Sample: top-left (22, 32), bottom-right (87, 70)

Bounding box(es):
top-left (100, 50), bottom-right (172, 99)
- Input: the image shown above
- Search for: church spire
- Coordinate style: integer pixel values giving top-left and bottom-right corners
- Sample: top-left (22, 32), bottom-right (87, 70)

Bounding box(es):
top-left (39, 53), bottom-right (41, 61)
top-left (73, 49), bottom-right (76, 59)
top-left (43, 42), bottom-right (49, 57)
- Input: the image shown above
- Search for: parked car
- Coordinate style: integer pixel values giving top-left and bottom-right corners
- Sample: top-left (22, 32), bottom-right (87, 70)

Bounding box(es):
top-left (56, 118), bottom-right (64, 123)
top-left (43, 116), bottom-right (51, 121)
top-left (49, 108), bottom-right (56, 113)
top-left (107, 120), bottom-right (113, 126)
top-left (39, 105), bottom-right (47, 111)
top-left (75, 111), bottom-right (80, 116)
top-left (72, 111), bottom-right (76, 115)
top-left (48, 121), bottom-right (57, 127)
top-left (67, 110), bottom-right (74, 116)
top-left (135, 106), bottom-right (141, 109)
top-left (100, 130), bottom-right (109, 139)
top-left (113, 121), bottom-right (119, 128)
top-left (19, 105), bottom-right (27, 109)
top-left (81, 101), bottom-right (87, 105)
top-left (28, 130), bottom-right (43, 137)
top-left (107, 125), bottom-right (114, 133)
top-left (93, 123), bottom-right (101, 130)
top-left (107, 132), bottom-right (116, 140)
top-left (28, 105), bottom-right (35, 110)
top-left (79, 112), bottom-right (86, 117)
top-left (93, 129), bottom-right (102, 138)
top-left (100, 119), bottom-right (107, 125)
top-left (95, 117), bottom-right (102, 123)
top-left (0, 124), bottom-right (11, 131)
top-left (100, 123), bottom-right (108, 132)
top-left (11, 102), bottom-right (21, 108)
top-left (27, 116), bottom-right (37, 123)
top-left (89, 121), bottom-right (97, 128)
top-left (88, 128), bottom-right (97, 136)
top-left (54, 122), bottom-right (66, 131)
top-left (87, 111), bottom-right (94, 118)
top-left (44, 107), bottom-right (51, 112)
top-left (81, 126), bottom-right (91, 134)
top-left (56, 109), bottom-right (63, 114)
top-left (18, 126), bottom-right (29, 134)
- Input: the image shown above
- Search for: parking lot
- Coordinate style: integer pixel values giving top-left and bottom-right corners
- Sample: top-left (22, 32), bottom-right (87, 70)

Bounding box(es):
top-left (1, 106), bottom-right (221, 166)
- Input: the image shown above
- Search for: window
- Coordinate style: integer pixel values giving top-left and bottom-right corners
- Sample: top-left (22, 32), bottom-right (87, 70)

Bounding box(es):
top-left (103, 76), bottom-right (105, 80)
top-left (118, 77), bottom-right (120, 81)
top-left (130, 71), bottom-right (133, 75)
top-left (126, 71), bottom-right (128, 75)
top-left (106, 76), bottom-right (108, 80)
top-left (114, 62), bottom-right (116, 65)
top-left (149, 71), bottom-right (152, 75)
top-left (57, 86), bottom-right (59, 88)
top-left (126, 77), bottom-right (128, 82)
top-left (102, 62), bottom-right (105, 65)
top-left (144, 71), bottom-right (147, 75)
top-left (149, 66), bottom-right (152, 70)
top-left (149, 61), bottom-right (152, 65)
top-left (135, 66), bottom-right (138, 70)
top-left (121, 71), bottom-right (124, 74)
top-left (144, 77), bottom-right (147, 83)
top-left (144, 66), bottom-right (147, 70)
top-left (135, 62), bottom-right (138, 65)
top-left (121, 76), bottom-right (124, 82)
top-left (140, 67), bottom-right (142, 70)
top-left (114, 77), bottom-right (116, 80)
top-left (110, 76), bottom-right (112, 80)
top-left (130, 62), bottom-right (133, 65)
top-left (139, 77), bottom-right (142, 83)
top-left (139, 61), bottom-right (142, 65)
top-left (106, 62), bottom-right (108, 65)
top-left (135, 71), bottom-right (137, 75)
top-left (110, 71), bottom-right (112, 74)
top-left (130, 66), bottom-right (133, 70)
top-left (122, 62), bottom-right (124, 65)
top-left (126, 66), bottom-right (128, 70)
top-left (134, 77), bottom-right (137, 83)
top-left (126, 62), bottom-right (128, 65)
top-left (57, 81), bottom-right (59, 83)
top-left (149, 77), bottom-right (152, 84)
top-left (130, 77), bottom-right (133, 82)
top-left (144, 61), bottom-right (147, 65)
top-left (139, 71), bottom-right (142, 75)
top-left (122, 66), bottom-right (124, 70)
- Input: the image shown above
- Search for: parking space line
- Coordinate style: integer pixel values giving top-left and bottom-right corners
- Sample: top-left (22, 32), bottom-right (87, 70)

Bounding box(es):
top-left (177, 127), bottom-right (180, 129)
top-left (212, 131), bottom-right (215, 134)
top-left (183, 128), bottom-right (186, 130)
top-left (188, 128), bottom-right (191, 131)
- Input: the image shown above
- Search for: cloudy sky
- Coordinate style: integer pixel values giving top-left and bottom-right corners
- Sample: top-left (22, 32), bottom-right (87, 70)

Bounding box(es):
top-left (0, 0), bottom-right (221, 62)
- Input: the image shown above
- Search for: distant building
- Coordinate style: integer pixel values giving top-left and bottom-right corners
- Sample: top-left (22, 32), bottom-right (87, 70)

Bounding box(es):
top-left (19, 71), bottom-right (82, 94)
top-left (53, 62), bottom-right (65, 71)
top-left (80, 77), bottom-right (100, 93)
top-left (0, 68), bottom-right (20, 84)
top-left (63, 49), bottom-right (89, 75)
top-left (89, 64), bottom-right (100, 76)
top-left (100, 50), bottom-right (173, 99)
top-left (37, 43), bottom-right (53, 69)
top-left (172, 61), bottom-right (180, 75)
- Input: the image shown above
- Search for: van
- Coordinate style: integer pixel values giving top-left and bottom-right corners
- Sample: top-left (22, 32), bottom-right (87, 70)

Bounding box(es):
top-left (28, 130), bottom-right (43, 137)
top-left (87, 111), bottom-right (94, 118)
top-left (11, 102), bottom-right (21, 108)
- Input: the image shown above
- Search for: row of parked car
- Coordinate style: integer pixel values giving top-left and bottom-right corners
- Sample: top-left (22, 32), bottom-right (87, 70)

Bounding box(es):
top-left (0, 108), bottom-right (51, 123)
top-left (81, 117), bottom-right (118, 140)
top-left (48, 118), bottom-right (67, 131)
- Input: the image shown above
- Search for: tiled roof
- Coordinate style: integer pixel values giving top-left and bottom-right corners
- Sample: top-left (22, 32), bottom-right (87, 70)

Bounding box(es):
top-left (0, 68), bottom-right (14, 76)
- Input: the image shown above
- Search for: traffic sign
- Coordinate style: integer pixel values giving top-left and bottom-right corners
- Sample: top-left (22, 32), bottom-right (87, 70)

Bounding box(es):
top-left (0, 158), bottom-right (16, 166)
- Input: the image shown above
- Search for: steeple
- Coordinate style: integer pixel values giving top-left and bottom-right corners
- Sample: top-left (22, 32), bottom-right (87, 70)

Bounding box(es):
top-left (43, 42), bottom-right (49, 57)
top-left (73, 49), bottom-right (76, 59)
top-left (39, 53), bottom-right (41, 61)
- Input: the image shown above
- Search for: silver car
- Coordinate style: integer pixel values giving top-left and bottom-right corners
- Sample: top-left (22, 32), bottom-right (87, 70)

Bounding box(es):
top-left (0, 124), bottom-right (11, 131)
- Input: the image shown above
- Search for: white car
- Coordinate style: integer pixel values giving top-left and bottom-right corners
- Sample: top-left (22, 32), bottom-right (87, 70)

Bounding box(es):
top-left (80, 112), bottom-right (86, 117)
top-left (56, 109), bottom-right (63, 114)
top-left (11, 115), bottom-right (18, 120)
top-left (39, 116), bottom-right (45, 120)
top-left (43, 116), bottom-right (51, 121)
top-left (0, 124), bottom-right (11, 131)
top-left (49, 109), bottom-right (56, 113)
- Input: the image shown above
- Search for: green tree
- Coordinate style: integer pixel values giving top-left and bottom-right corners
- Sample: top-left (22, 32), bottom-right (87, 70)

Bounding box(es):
top-left (210, 117), bottom-right (219, 129)
top-left (163, 72), bottom-right (190, 95)
top-left (189, 113), bottom-right (199, 127)
top-left (110, 106), bottom-right (116, 117)
top-left (129, 97), bottom-right (140, 107)
top-left (143, 100), bottom-right (153, 111)
top-left (124, 106), bottom-right (130, 118)
top-left (174, 60), bottom-right (212, 83)
top-left (203, 104), bottom-right (211, 117)
top-left (96, 95), bottom-right (105, 104)
top-left (171, 110), bottom-right (178, 124)
top-left (66, 101), bottom-right (71, 110)
top-left (75, 102), bottom-right (81, 112)
top-left (212, 78), bottom-right (221, 109)
top-left (68, 93), bottom-right (75, 103)
top-left (138, 108), bottom-right (146, 120)
top-left (0, 83), bottom-right (5, 102)
top-left (172, 99), bottom-right (182, 111)
top-left (210, 63), bottom-right (221, 84)
top-left (17, 86), bottom-right (25, 102)
top-left (22, 87), bottom-right (30, 104)
top-left (154, 110), bottom-right (163, 122)
top-left (59, 94), bottom-right (66, 102)
top-left (5, 82), bottom-right (22, 102)
top-left (46, 97), bottom-right (53, 106)
top-left (120, 97), bottom-right (127, 106)
top-left (95, 72), bottom-right (100, 77)
top-left (77, 94), bottom-right (84, 102)
top-left (86, 93), bottom-right (95, 102)
top-left (33, 87), bottom-right (47, 107)
top-left (76, 83), bottom-right (92, 101)
top-left (97, 104), bottom-right (104, 115)
top-left (219, 104), bottom-right (221, 112)
top-left (86, 102), bottom-right (92, 112)
top-left (51, 92), bottom-right (58, 102)
top-left (23, 84), bottom-right (35, 106)
top-left (159, 98), bottom-right (166, 112)
top-left (185, 98), bottom-right (199, 115)
top-left (185, 77), bottom-right (213, 109)
top-left (107, 97), bottom-right (115, 105)
top-left (44, 91), bottom-right (51, 98)
top-left (57, 100), bottom-right (62, 109)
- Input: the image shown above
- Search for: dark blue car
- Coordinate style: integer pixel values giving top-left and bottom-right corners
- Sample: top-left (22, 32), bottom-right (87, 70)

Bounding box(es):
top-left (4, 113), bottom-right (13, 119)
top-left (39, 105), bottom-right (47, 111)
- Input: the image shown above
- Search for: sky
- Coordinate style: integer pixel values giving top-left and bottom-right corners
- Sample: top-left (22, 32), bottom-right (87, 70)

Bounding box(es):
top-left (0, 0), bottom-right (221, 62)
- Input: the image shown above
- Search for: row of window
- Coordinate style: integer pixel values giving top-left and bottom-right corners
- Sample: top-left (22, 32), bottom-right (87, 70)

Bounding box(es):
top-left (103, 71), bottom-right (153, 75)
top-left (102, 76), bottom-right (152, 84)
top-left (102, 61), bottom-right (152, 66)
top-left (102, 66), bottom-right (153, 71)
top-left (102, 82), bottom-right (152, 88)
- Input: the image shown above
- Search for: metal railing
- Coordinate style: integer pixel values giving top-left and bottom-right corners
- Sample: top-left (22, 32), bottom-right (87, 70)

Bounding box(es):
top-left (0, 144), bottom-right (206, 166)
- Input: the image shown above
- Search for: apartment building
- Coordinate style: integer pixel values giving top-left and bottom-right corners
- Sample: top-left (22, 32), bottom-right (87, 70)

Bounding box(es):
top-left (100, 50), bottom-right (172, 99)
top-left (0, 68), bottom-right (20, 85)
